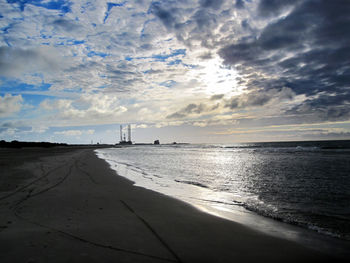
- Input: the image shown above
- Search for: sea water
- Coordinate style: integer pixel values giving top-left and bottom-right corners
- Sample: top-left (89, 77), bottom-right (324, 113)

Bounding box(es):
top-left (96, 140), bottom-right (350, 255)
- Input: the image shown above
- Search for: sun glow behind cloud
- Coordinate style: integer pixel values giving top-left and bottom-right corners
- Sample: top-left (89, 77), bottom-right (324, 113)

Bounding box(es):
top-left (194, 57), bottom-right (242, 97)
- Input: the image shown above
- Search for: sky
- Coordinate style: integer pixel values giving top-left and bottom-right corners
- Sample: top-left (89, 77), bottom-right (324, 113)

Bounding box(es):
top-left (0, 0), bottom-right (350, 144)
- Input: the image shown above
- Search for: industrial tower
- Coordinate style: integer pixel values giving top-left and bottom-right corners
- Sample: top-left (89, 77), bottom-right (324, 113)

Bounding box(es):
top-left (119, 124), bottom-right (132, 145)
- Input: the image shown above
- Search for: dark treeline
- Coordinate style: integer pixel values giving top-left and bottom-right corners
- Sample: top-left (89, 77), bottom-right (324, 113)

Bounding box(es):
top-left (0, 140), bottom-right (68, 148)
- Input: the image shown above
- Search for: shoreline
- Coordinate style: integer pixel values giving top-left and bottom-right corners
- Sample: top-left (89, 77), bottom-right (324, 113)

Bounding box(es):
top-left (0, 147), bottom-right (346, 262)
top-left (96, 148), bottom-right (350, 259)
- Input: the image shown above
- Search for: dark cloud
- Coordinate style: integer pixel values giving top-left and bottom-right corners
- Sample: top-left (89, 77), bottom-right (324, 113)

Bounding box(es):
top-left (219, 0), bottom-right (350, 121)
top-left (0, 46), bottom-right (60, 77)
top-left (51, 18), bottom-right (81, 32)
top-left (235, 0), bottom-right (245, 9)
top-left (0, 121), bottom-right (28, 133)
top-left (167, 112), bottom-right (186, 119)
top-left (167, 103), bottom-right (207, 119)
top-left (286, 95), bottom-right (350, 122)
top-left (0, 46), bottom-right (37, 73)
top-left (257, 0), bottom-right (302, 17)
top-left (183, 103), bottom-right (205, 114)
top-left (149, 2), bottom-right (179, 30)
top-left (210, 94), bottom-right (224, 100)
top-left (199, 0), bottom-right (224, 10)
top-left (140, 43), bottom-right (153, 50)
top-left (304, 131), bottom-right (350, 140)
top-left (192, 9), bottom-right (218, 31)
top-left (149, 0), bottom-right (229, 48)
top-left (225, 88), bottom-right (295, 109)
top-left (211, 103), bottom-right (220, 110)
top-left (198, 52), bottom-right (213, 60)
top-left (66, 61), bottom-right (102, 72)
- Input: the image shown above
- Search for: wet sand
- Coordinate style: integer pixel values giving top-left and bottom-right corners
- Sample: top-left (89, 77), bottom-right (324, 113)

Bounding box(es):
top-left (0, 147), bottom-right (344, 262)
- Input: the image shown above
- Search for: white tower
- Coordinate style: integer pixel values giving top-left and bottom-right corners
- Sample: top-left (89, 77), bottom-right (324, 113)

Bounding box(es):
top-left (120, 125), bottom-right (123, 142)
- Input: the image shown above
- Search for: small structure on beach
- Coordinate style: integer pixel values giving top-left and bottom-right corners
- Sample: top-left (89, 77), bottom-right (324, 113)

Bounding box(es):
top-left (119, 124), bottom-right (132, 145)
top-left (154, 139), bottom-right (160, 145)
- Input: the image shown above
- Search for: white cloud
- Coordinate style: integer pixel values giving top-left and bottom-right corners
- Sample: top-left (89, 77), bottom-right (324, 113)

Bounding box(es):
top-left (54, 129), bottom-right (95, 137)
top-left (0, 94), bottom-right (23, 117)
top-left (54, 130), bottom-right (82, 136)
top-left (86, 129), bottom-right (95, 135)
top-left (39, 93), bottom-right (128, 125)
top-left (133, 124), bottom-right (148, 129)
top-left (29, 125), bottom-right (49, 134)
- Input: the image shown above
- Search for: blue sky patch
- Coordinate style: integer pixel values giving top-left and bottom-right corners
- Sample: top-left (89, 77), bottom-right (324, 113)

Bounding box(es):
top-left (67, 39), bottom-right (85, 45)
top-left (7, 0), bottom-right (72, 13)
top-left (87, 50), bottom-right (108, 58)
top-left (152, 49), bottom-right (186, 62)
top-left (21, 93), bottom-right (54, 107)
top-left (125, 49), bottom-right (186, 63)
top-left (103, 2), bottom-right (126, 23)
top-left (167, 59), bottom-right (182, 66)
top-left (159, 80), bottom-right (177, 88)
top-left (0, 78), bottom-right (51, 95)
top-left (56, 39), bottom-right (85, 46)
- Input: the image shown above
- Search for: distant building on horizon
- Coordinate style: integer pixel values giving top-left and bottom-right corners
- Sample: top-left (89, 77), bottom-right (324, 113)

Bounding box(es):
top-left (119, 124), bottom-right (132, 145)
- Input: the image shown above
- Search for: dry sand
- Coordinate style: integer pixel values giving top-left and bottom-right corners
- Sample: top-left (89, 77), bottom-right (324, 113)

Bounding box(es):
top-left (0, 147), bottom-right (345, 262)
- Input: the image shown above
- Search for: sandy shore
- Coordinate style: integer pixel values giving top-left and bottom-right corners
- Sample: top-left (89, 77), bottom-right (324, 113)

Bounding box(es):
top-left (0, 147), bottom-right (345, 262)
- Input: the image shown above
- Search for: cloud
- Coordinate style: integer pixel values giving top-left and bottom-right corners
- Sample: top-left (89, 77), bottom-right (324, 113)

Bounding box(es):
top-left (155, 120), bottom-right (184, 128)
top-left (54, 129), bottom-right (95, 137)
top-left (54, 130), bottom-right (82, 136)
top-left (148, 2), bottom-right (178, 30)
top-left (0, 94), bottom-right (23, 117)
top-left (133, 124), bottom-right (148, 129)
top-left (235, 0), bottom-right (245, 9)
top-left (210, 94), bottom-right (224, 100)
top-left (0, 120), bottom-right (20, 133)
top-left (257, 0), bottom-right (301, 17)
top-left (50, 18), bottom-right (82, 33)
top-left (225, 87), bottom-right (295, 110)
top-left (218, 0), bottom-right (350, 121)
top-left (0, 120), bottom-right (32, 137)
top-left (0, 46), bottom-right (64, 79)
top-left (1, 0), bottom-right (349, 142)
top-left (40, 93), bottom-right (127, 125)
top-left (148, 0), bottom-right (239, 48)
top-left (199, 0), bottom-right (224, 10)
top-left (167, 103), bottom-right (208, 119)
top-left (286, 97), bottom-right (350, 122)
top-left (197, 52), bottom-right (212, 60)
top-left (29, 125), bottom-right (49, 134)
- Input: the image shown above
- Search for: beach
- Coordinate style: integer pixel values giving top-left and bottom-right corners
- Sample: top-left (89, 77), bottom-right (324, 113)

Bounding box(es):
top-left (0, 147), bottom-right (344, 262)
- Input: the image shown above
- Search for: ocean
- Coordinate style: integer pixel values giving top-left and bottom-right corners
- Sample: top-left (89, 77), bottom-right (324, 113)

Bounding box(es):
top-left (96, 140), bottom-right (350, 247)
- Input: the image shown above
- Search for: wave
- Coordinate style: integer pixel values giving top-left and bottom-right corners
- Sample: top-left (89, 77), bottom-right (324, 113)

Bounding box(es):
top-left (158, 141), bottom-right (350, 153)
top-left (240, 202), bottom-right (349, 241)
top-left (222, 146), bottom-right (322, 153)
top-left (189, 196), bottom-right (244, 207)
top-left (174, 179), bottom-right (209, 189)
top-left (220, 140), bottom-right (350, 151)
